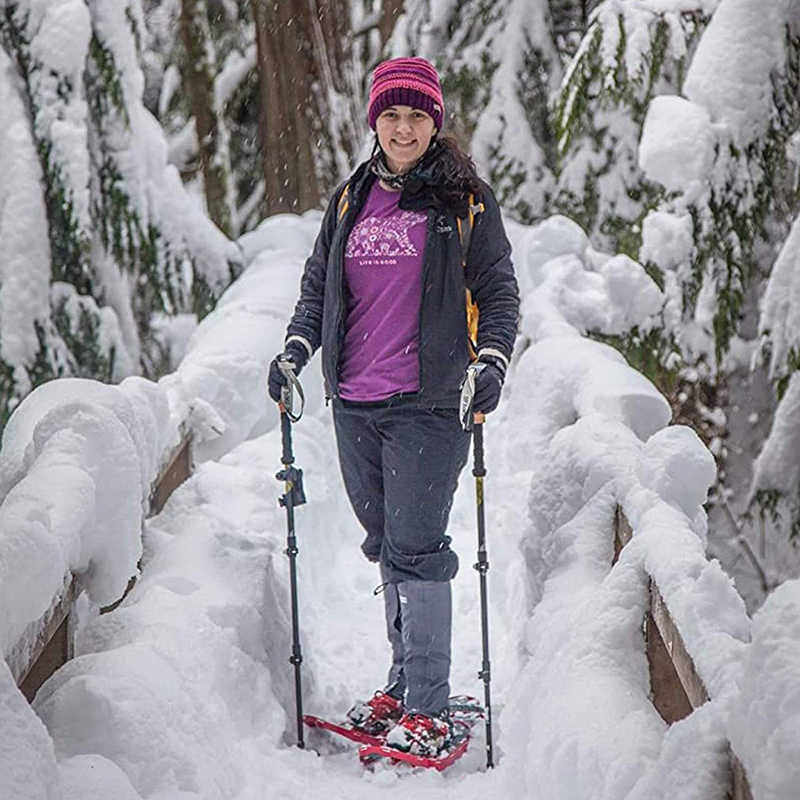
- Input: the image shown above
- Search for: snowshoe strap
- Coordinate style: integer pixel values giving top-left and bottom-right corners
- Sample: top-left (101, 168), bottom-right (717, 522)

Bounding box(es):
top-left (457, 194), bottom-right (484, 361)
top-left (337, 183), bottom-right (350, 222)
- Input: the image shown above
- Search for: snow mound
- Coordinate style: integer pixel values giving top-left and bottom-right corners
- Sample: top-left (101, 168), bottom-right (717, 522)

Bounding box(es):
top-left (60, 754), bottom-right (143, 800)
top-left (517, 219), bottom-right (664, 343)
top-left (729, 579), bottom-right (800, 800)
top-left (509, 337), bottom-right (671, 454)
top-left (640, 210), bottom-right (694, 272)
top-left (512, 215), bottom-right (590, 296)
top-left (639, 95), bottom-right (715, 200)
top-left (163, 223), bottom-right (327, 462)
top-left (0, 660), bottom-right (60, 800)
top-left (636, 427), bottom-right (717, 520)
top-left (0, 378), bottom-right (172, 656)
top-left (684, 0), bottom-right (792, 144)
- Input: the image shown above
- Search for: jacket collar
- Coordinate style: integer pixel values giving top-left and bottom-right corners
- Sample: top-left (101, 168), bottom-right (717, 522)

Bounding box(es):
top-left (348, 148), bottom-right (445, 214)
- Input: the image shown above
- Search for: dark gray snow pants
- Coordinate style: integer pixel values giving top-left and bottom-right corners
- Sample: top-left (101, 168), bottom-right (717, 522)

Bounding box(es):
top-left (332, 398), bottom-right (470, 715)
top-left (332, 398), bottom-right (470, 583)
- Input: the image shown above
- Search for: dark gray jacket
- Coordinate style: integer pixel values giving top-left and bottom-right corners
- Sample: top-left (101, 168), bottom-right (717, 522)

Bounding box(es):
top-left (285, 158), bottom-right (520, 407)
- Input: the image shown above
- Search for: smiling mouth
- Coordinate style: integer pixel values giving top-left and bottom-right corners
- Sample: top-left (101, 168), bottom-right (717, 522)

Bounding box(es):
top-left (392, 140), bottom-right (416, 148)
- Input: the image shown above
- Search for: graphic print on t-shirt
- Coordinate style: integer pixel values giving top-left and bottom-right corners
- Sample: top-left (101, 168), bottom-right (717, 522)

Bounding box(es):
top-left (338, 182), bottom-right (428, 402)
top-left (345, 210), bottom-right (426, 259)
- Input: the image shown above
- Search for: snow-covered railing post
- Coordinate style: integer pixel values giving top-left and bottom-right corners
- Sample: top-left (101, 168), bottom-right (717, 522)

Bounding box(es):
top-left (613, 507), bottom-right (753, 800)
top-left (100, 427), bottom-right (195, 615)
top-left (731, 760), bottom-right (754, 800)
top-left (613, 508), bottom-right (708, 723)
top-left (6, 575), bottom-right (79, 703)
top-left (149, 429), bottom-right (194, 516)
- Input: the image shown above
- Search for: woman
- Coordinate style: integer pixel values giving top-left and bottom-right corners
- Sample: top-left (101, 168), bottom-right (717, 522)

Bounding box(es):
top-left (268, 57), bottom-right (519, 757)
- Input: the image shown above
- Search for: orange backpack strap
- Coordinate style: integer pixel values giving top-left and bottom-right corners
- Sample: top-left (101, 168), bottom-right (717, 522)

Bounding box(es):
top-left (337, 183), bottom-right (350, 222)
top-left (458, 194), bottom-right (484, 360)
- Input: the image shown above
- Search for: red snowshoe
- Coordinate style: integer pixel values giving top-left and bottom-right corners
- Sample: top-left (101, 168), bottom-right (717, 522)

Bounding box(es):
top-left (305, 695), bottom-right (483, 771)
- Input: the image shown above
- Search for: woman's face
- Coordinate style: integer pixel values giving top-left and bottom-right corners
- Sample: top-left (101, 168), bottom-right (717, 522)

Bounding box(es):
top-left (375, 105), bottom-right (437, 174)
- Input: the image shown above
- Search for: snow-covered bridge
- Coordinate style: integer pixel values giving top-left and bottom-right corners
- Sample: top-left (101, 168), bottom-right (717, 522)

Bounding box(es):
top-left (1, 214), bottom-right (796, 800)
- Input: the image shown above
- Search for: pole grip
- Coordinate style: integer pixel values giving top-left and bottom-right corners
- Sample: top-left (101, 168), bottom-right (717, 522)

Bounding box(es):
top-left (473, 420), bottom-right (486, 478)
top-left (279, 408), bottom-right (294, 466)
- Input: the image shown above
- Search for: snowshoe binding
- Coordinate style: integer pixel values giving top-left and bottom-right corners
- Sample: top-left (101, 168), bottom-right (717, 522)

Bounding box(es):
top-left (358, 695), bottom-right (484, 771)
top-left (303, 690), bottom-right (403, 746)
top-left (347, 690), bottom-right (403, 735)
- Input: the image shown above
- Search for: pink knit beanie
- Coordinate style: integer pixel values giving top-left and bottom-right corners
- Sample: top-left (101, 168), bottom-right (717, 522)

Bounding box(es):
top-left (368, 57), bottom-right (445, 131)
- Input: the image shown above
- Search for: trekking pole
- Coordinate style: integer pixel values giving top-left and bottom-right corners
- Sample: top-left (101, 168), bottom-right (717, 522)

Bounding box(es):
top-left (275, 357), bottom-right (307, 748)
top-left (460, 364), bottom-right (494, 769)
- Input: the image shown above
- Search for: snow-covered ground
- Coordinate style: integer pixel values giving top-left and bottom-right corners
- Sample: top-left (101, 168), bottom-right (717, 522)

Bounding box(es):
top-left (1, 212), bottom-right (798, 800)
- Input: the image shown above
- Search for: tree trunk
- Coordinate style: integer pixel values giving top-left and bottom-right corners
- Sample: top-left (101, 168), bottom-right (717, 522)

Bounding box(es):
top-left (180, 0), bottom-right (234, 235)
top-left (309, 0), bottom-right (364, 168)
top-left (378, 0), bottom-right (404, 52)
top-left (252, 0), bottom-right (321, 214)
top-left (252, 0), bottom-right (361, 215)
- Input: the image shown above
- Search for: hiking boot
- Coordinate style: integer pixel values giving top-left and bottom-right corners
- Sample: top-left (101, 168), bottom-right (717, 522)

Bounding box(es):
top-left (384, 711), bottom-right (452, 756)
top-left (346, 690), bottom-right (403, 735)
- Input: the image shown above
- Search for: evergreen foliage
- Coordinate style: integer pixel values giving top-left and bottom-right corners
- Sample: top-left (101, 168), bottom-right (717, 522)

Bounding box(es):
top-left (553, 3), bottom-right (710, 254)
top-left (142, 0), bottom-right (258, 229)
top-left (688, 25), bottom-right (800, 366)
top-left (548, 0), bottom-right (603, 60)
top-left (0, 0), bottom-right (237, 430)
top-left (1, 3), bottom-right (94, 292)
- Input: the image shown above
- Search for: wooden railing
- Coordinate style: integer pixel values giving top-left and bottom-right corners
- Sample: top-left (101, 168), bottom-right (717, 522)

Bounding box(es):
top-left (7, 573), bottom-right (78, 702)
top-left (613, 508), bottom-right (754, 800)
top-left (8, 431), bottom-right (194, 703)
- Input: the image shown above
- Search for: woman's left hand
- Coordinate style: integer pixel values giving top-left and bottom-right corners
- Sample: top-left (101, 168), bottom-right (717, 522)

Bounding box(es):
top-left (472, 360), bottom-right (505, 415)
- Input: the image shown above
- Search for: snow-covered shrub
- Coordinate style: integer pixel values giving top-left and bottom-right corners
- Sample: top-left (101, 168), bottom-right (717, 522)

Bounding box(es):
top-left (728, 578), bottom-right (800, 798)
top-left (143, 0), bottom-right (261, 232)
top-left (631, 0), bottom-right (800, 552)
top-left (0, 0), bottom-right (240, 429)
top-left (639, 0), bottom-right (800, 366)
top-left (751, 217), bottom-right (800, 539)
top-left (554, 0), bottom-right (716, 256)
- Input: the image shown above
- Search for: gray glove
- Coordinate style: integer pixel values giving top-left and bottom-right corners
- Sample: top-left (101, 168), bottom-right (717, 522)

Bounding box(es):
top-left (268, 342), bottom-right (308, 402)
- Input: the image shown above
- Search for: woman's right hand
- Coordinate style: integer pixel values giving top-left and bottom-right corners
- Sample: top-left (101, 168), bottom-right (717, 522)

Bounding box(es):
top-left (267, 343), bottom-right (308, 402)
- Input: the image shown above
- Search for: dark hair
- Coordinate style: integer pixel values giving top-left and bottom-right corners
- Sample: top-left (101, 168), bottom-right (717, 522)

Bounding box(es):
top-left (373, 134), bottom-right (484, 214)
top-left (428, 136), bottom-right (484, 204)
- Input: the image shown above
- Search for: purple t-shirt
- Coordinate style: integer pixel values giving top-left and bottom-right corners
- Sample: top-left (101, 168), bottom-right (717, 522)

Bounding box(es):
top-left (338, 182), bottom-right (428, 401)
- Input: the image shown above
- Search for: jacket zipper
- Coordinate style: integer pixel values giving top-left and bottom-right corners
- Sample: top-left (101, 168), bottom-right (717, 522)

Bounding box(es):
top-left (330, 233), bottom-right (345, 401)
top-left (416, 210), bottom-right (435, 401)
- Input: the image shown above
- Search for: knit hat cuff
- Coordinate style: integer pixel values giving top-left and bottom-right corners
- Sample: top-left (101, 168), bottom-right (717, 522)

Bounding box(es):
top-left (368, 86), bottom-right (443, 130)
